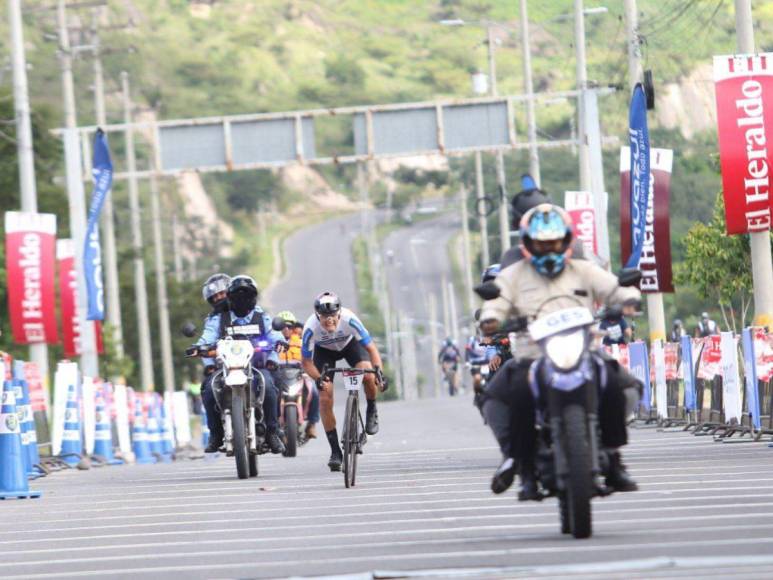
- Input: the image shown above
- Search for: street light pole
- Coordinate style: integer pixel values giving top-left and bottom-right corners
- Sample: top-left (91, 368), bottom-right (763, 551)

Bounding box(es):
top-left (58, 0), bottom-right (99, 377)
top-left (519, 0), bottom-right (541, 185)
top-left (486, 25), bottom-right (511, 253)
top-left (91, 6), bottom-right (124, 360)
top-left (8, 0), bottom-right (50, 382)
top-left (735, 0), bottom-right (773, 329)
top-left (474, 151), bottom-right (490, 266)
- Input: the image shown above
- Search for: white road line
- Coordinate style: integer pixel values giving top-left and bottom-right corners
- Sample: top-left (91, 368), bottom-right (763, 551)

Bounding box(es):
top-left (4, 506), bottom-right (773, 546)
top-left (7, 522), bottom-right (773, 563)
top-left (5, 535), bottom-right (773, 578)
top-left (10, 491), bottom-right (773, 529)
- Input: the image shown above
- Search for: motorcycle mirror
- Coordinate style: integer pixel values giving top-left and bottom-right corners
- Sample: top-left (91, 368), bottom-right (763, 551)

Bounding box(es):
top-left (473, 308), bottom-right (482, 322)
top-left (475, 281), bottom-right (501, 301)
top-left (271, 317), bottom-right (288, 332)
top-left (617, 269), bottom-right (642, 287)
top-left (181, 322), bottom-right (197, 338)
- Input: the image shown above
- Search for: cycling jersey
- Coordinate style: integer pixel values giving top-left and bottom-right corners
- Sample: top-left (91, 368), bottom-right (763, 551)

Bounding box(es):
top-left (301, 308), bottom-right (372, 358)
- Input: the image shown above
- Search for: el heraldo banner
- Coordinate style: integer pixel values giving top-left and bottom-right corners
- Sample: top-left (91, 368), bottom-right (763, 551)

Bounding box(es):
top-left (714, 53), bottom-right (773, 234)
top-left (57, 239), bottom-right (103, 358)
top-left (620, 147), bottom-right (674, 293)
top-left (4, 211), bottom-right (59, 344)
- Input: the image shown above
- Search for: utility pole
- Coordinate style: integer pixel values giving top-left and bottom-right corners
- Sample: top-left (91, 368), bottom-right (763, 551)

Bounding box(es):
top-left (428, 293), bottom-right (441, 398)
top-left (8, 0), bottom-right (50, 382)
top-left (624, 0), bottom-right (665, 342)
top-left (459, 186), bottom-right (476, 328)
top-left (149, 173), bottom-right (176, 393)
top-left (58, 0), bottom-right (99, 377)
top-left (474, 151), bottom-right (490, 266)
top-left (519, 0), bottom-right (541, 185)
top-left (90, 6), bottom-right (124, 360)
top-left (171, 214), bottom-right (184, 283)
top-left (486, 24), bottom-right (511, 253)
top-left (735, 0), bottom-right (773, 329)
top-left (574, 0), bottom-right (611, 265)
top-left (122, 71), bottom-right (154, 391)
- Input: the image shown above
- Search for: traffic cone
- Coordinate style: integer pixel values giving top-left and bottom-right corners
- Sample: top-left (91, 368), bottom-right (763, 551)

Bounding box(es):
top-left (159, 394), bottom-right (175, 458)
top-left (145, 395), bottom-right (162, 457)
top-left (93, 391), bottom-right (122, 465)
top-left (131, 395), bottom-right (156, 465)
top-left (0, 380), bottom-right (40, 499)
top-left (10, 379), bottom-right (31, 476)
top-left (149, 395), bottom-right (171, 463)
top-left (18, 375), bottom-right (42, 478)
top-left (59, 383), bottom-right (84, 467)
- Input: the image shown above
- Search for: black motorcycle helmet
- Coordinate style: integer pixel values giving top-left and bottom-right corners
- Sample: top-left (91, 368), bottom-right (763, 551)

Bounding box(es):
top-left (227, 275), bottom-right (259, 317)
top-left (510, 174), bottom-right (551, 230)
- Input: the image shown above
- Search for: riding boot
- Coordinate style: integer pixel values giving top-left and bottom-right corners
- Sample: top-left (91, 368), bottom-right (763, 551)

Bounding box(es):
top-left (605, 450), bottom-right (638, 492)
top-left (491, 457), bottom-right (518, 494)
top-left (517, 459), bottom-right (541, 501)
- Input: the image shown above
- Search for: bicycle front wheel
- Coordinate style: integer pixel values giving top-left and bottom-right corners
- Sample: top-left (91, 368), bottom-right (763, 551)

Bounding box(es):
top-left (343, 393), bottom-right (359, 488)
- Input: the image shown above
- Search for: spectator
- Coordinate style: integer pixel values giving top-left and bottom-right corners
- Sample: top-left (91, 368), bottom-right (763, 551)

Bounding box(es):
top-left (694, 312), bottom-right (719, 338)
top-left (599, 310), bottom-right (632, 346)
top-left (670, 319), bottom-right (687, 343)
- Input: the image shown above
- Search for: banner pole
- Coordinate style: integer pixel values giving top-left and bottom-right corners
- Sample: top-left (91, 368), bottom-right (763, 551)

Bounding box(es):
top-left (735, 0), bottom-right (773, 330)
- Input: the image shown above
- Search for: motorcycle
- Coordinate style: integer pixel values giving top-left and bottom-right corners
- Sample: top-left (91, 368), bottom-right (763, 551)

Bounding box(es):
top-left (475, 269), bottom-right (641, 539)
top-left (276, 361), bottom-right (314, 457)
top-left (185, 337), bottom-right (262, 480)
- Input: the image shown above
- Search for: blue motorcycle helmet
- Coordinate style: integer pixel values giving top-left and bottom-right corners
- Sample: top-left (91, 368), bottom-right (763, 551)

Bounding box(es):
top-left (519, 203), bottom-right (574, 278)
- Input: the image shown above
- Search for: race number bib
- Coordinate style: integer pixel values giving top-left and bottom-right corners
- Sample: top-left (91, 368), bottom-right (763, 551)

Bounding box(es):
top-left (343, 370), bottom-right (363, 391)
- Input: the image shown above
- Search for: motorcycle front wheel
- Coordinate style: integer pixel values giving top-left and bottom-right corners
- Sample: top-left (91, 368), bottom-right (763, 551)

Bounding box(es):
top-left (562, 404), bottom-right (592, 539)
top-left (231, 390), bottom-right (249, 480)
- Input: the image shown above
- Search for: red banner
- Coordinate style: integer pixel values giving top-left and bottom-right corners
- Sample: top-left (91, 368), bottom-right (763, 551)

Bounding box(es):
top-left (564, 191), bottom-right (598, 258)
top-left (697, 335), bottom-right (722, 380)
top-left (664, 342), bottom-right (679, 380)
top-left (714, 53), bottom-right (773, 233)
top-left (4, 212), bottom-right (59, 344)
top-left (24, 361), bottom-right (48, 413)
top-left (57, 239), bottom-right (103, 358)
top-left (620, 147), bottom-right (674, 293)
top-left (753, 327), bottom-right (773, 382)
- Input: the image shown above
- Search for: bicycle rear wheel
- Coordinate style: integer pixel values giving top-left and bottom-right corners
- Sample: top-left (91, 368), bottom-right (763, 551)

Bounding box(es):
top-left (343, 393), bottom-right (359, 488)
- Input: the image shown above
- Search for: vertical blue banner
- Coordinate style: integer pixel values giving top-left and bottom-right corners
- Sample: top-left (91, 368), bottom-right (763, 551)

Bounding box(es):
top-left (83, 129), bottom-right (113, 321)
top-left (741, 328), bottom-right (761, 429)
top-left (624, 83), bottom-right (650, 269)
top-left (628, 341), bottom-right (651, 411)
top-left (681, 336), bottom-right (697, 412)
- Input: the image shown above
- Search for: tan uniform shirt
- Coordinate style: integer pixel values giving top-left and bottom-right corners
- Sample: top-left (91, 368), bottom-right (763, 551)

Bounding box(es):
top-left (480, 259), bottom-right (641, 360)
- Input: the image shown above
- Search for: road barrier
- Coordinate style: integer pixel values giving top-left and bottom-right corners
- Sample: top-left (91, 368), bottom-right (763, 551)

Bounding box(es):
top-left (0, 347), bottom-right (201, 486)
top-left (606, 327), bottom-right (773, 440)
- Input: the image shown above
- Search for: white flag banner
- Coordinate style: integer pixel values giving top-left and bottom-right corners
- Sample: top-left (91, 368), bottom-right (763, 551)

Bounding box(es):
top-left (652, 340), bottom-right (668, 419)
top-left (113, 384), bottom-right (133, 457)
top-left (172, 391), bottom-right (192, 446)
top-left (81, 377), bottom-right (96, 455)
top-left (720, 331), bottom-right (743, 424)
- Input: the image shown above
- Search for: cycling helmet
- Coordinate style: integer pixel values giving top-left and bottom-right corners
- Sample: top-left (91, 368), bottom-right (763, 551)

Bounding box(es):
top-left (314, 291), bottom-right (341, 317)
top-left (227, 275), bottom-right (259, 317)
top-left (481, 263), bottom-right (501, 284)
top-left (276, 310), bottom-right (297, 324)
top-left (510, 174), bottom-right (551, 229)
top-left (519, 203), bottom-right (573, 278)
top-left (202, 273), bottom-right (231, 303)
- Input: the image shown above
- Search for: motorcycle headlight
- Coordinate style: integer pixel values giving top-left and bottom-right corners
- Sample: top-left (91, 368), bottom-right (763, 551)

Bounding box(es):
top-left (543, 329), bottom-right (586, 371)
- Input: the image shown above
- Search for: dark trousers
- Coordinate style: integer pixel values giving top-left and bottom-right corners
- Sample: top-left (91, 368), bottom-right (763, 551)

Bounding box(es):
top-left (483, 355), bottom-right (639, 464)
top-left (202, 368), bottom-right (280, 440)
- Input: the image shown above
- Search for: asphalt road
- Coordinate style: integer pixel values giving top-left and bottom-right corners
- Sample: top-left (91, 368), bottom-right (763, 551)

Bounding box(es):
top-left (263, 212), bottom-right (366, 321)
top-left (3, 395), bottom-right (773, 579)
top-left (382, 212), bottom-right (463, 396)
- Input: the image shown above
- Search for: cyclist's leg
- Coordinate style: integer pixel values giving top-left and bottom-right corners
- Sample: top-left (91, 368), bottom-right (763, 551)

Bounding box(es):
top-left (345, 341), bottom-right (379, 434)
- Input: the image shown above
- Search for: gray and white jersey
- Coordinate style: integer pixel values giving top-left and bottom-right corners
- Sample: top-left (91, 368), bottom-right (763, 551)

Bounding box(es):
top-left (301, 308), bottom-right (372, 357)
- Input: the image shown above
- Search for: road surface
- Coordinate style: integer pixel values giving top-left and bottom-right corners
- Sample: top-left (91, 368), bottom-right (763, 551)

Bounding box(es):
top-left (3, 395), bottom-right (773, 579)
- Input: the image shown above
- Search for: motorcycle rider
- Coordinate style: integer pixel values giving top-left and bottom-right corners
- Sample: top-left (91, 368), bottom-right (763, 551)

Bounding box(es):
top-left (438, 338), bottom-right (462, 395)
top-left (195, 275), bottom-right (286, 455)
top-left (197, 273), bottom-right (231, 453)
top-left (501, 174), bottom-right (588, 268)
top-left (276, 310), bottom-right (320, 440)
top-left (300, 292), bottom-right (386, 472)
top-left (479, 204), bottom-right (642, 499)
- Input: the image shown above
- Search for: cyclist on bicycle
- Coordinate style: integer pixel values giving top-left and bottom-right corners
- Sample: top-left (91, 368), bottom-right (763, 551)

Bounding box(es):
top-left (300, 291), bottom-right (385, 472)
top-left (438, 337), bottom-right (462, 395)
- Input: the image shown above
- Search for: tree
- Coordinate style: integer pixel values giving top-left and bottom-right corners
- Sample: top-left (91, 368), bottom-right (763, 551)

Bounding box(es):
top-left (674, 192), bottom-right (772, 332)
